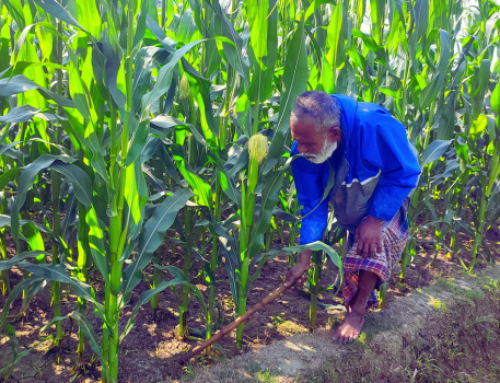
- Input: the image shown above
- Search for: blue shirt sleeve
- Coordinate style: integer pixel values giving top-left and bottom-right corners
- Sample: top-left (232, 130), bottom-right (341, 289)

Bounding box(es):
top-left (361, 109), bottom-right (421, 222)
top-left (290, 142), bottom-right (329, 245)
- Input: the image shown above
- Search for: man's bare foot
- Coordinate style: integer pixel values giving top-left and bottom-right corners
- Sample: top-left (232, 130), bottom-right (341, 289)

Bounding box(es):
top-left (332, 312), bottom-right (365, 344)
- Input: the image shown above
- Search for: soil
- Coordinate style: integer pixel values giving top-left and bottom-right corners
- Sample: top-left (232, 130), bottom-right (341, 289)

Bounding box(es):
top-left (186, 265), bottom-right (500, 383)
top-left (0, 222), bottom-right (499, 383)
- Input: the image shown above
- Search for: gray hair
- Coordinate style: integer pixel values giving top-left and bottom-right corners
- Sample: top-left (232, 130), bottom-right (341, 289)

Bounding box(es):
top-left (291, 91), bottom-right (341, 132)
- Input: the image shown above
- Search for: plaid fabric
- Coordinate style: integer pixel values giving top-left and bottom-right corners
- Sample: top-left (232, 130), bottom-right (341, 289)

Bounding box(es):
top-left (341, 199), bottom-right (409, 311)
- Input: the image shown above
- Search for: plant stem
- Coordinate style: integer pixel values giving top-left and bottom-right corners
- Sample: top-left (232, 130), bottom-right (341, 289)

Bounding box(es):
top-left (178, 205), bottom-right (194, 338)
top-left (0, 230), bottom-right (9, 295)
top-left (0, 195), bottom-right (9, 295)
top-left (309, 250), bottom-right (322, 331)
top-left (469, 194), bottom-right (486, 271)
top-left (48, 0), bottom-right (66, 348)
top-left (161, 0), bottom-right (167, 28)
top-left (400, 244), bottom-right (410, 283)
top-left (178, 118), bottom-right (197, 338)
top-left (236, 143), bottom-right (261, 347)
top-left (151, 159), bottom-right (164, 315)
top-left (77, 203), bottom-right (89, 364)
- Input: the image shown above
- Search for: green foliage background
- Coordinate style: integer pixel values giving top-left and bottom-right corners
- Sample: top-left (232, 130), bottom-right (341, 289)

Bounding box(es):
top-left (0, 0), bottom-right (499, 381)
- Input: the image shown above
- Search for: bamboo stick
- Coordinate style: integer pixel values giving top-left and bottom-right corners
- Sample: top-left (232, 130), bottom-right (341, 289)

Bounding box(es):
top-left (182, 277), bottom-right (299, 362)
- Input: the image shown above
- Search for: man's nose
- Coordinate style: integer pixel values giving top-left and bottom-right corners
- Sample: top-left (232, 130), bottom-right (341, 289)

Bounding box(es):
top-left (297, 145), bottom-right (306, 153)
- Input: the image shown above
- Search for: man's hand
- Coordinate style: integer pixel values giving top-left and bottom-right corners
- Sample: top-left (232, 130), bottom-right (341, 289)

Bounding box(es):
top-left (284, 250), bottom-right (312, 287)
top-left (355, 215), bottom-right (383, 258)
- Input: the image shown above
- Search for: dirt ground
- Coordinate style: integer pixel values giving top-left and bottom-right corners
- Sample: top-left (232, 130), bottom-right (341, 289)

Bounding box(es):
top-left (0, 224), bottom-right (499, 383)
top-left (185, 265), bottom-right (500, 383)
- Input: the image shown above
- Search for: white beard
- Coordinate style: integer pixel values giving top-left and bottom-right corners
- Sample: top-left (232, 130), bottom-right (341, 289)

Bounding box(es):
top-left (305, 139), bottom-right (338, 164)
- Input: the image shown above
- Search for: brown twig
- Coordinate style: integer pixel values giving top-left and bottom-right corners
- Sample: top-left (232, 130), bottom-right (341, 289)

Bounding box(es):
top-left (181, 277), bottom-right (299, 363)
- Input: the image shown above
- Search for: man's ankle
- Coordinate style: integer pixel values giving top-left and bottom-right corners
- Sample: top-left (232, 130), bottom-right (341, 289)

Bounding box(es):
top-left (348, 303), bottom-right (366, 316)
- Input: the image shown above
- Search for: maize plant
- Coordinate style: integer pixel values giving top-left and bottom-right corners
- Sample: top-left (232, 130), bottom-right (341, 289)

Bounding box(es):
top-left (0, 0), bottom-right (498, 380)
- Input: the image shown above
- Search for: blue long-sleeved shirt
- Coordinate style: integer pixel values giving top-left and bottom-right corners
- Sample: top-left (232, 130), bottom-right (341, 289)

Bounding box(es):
top-left (291, 95), bottom-right (421, 244)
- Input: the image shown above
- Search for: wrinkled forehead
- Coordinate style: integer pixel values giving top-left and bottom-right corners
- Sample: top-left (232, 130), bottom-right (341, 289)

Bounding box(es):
top-left (290, 115), bottom-right (325, 142)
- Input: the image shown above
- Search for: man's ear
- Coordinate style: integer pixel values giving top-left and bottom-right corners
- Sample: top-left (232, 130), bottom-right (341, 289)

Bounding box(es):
top-left (327, 126), bottom-right (341, 143)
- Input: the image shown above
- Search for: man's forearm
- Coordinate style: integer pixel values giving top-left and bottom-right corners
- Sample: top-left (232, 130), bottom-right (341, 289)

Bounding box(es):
top-left (298, 249), bottom-right (313, 265)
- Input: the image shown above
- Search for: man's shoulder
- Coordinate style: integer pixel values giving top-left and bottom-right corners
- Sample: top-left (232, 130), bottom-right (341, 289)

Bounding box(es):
top-left (354, 102), bottom-right (404, 134)
top-left (356, 102), bottom-right (391, 118)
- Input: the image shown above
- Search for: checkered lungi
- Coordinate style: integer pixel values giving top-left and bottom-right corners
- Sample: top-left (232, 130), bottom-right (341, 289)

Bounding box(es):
top-left (341, 199), bottom-right (409, 311)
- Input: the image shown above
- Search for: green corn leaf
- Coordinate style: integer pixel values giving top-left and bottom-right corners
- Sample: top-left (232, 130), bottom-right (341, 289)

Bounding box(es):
top-left (131, 46), bottom-right (169, 115)
top-left (22, 224), bottom-right (46, 262)
top-left (48, 162), bottom-right (93, 207)
top-left (13, 22), bottom-right (64, 67)
top-left (146, 14), bottom-right (166, 42)
top-left (160, 146), bottom-right (181, 184)
top-left (67, 48), bottom-right (92, 122)
top-left (485, 115), bottom-right (496, 143)
top-left (272, 207), bottom-right (299, 223)
top-left (33, 0), bottom-right (87, 32)
top-left (304, 0), bottom-right (335, 21)
top-left (0, 277), bottom-right (44, 326)
top-left (0, 214), bottom-right (10, 229)
top-left (248, 0), bottom-right (269, 60)
top-left (484, 12), bottom-right (500, 44)
top-left (247, 170), bottom-right (286, 259)
top-left (419, 30), bottom-right (451, 109)
top-left (0, 142), bottom-right (23, 156)
top-left (67, 311), bottom-right (104, 361)
top-left (261, 130), bottom-right (284, 174)
top-left (119, 278), bottom-right (187, 343)
top-left (228, 146), bottom-right (250, 177)
top-left (469, 59), bottom-right (490, 98)
top-left (491, 81), bottom-right (500, 114)
top-left (19, 278), bottom-right (47, 313)
top-left (218, 233), bottom-right (241, 313)
top-left (304, 26), bottom-right (325, 74)
top-left (370, 0), bottom-right (385, 45)
top-left (86, 207), bottom-right (109, 283)
top-left (142, 39), bottom-right (207, 110)
top-left (170, 145), bottom-right (212, 206)
top-left (206, 0), bottom-right (249, 83)
top-left (123, 188), bottom-right (193, 298)
top-left (101, 38), bottom-right (125, 114)
top-left (132, 0), bottom-right (150, 49)
top-left (284, 241), bottom-right (342, 270)
top-left (414, 0), bottom-right (429, 44)
top-left (203, 16), bottom-right (222, 78)
top-left (216, 157), bottom-right (242, 207)
top-left (420, 140), bottom-right (452, 166)
top-left (39, 315), bottom-right (69, 334)
top-left (11, 154), bottom-right (75, 245)
top-left (124, 115), bottom-right (151, 167)
top-left (326, 1), bottom-right (343, 69)
top-left (18, 262), bottom-right (106, 321)
top-left (2, 0), bottom-right (25, 30)
top-left (351, 29), bottom-right (386, 65)
top-left (0, 215), bottom-right (53, 239)
top-left (182, 59), bottom-right (219, 147)
top-left (276, 19), bottom-right (308, 134)
top-left (64, 108), bottom-right (108, 184)
top-left (0, 105), bottom-right (40, 123)
top-left (151, 115), bottom-right (206, 147)
top-left (0, 251), bottom-right (47, 271)
top-left (0, 75), bottom-right (75, 107)
top-left (75, 0), bottom-right (102, 38)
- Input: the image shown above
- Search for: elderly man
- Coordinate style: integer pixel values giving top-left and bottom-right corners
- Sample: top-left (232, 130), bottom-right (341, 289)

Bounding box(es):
top-left (284, 91), bottom-right (421, 344)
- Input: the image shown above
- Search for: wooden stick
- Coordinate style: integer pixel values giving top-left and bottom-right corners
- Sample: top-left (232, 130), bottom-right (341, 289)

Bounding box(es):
top-left (184, 278), bottom-right (299, 361)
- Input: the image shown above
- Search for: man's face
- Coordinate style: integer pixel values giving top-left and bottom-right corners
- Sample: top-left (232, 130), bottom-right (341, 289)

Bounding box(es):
top-left (290, 114), bottom-right (341, 163)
